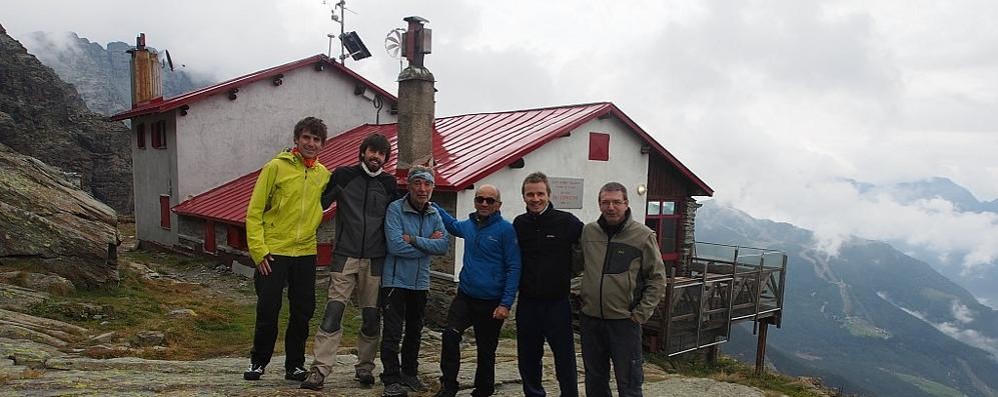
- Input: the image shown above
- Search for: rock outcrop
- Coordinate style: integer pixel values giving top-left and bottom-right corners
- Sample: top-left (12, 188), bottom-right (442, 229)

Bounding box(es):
top-left (0, 143), bottom-right (119, 288)
top-left (0, 23), bottom-right (132, 213)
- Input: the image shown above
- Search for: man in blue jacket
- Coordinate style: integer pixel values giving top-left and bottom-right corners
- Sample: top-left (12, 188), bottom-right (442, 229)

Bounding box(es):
top-left (433, 184), bottom-right (521, 397)
top-left (380, 166), bottom-right (449, 397)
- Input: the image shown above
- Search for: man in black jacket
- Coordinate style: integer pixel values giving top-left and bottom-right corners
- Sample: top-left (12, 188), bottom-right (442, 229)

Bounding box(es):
top-left (513, 172), bottom-right (584, 397)
top-left (301, 133), bottom-right (398, 390)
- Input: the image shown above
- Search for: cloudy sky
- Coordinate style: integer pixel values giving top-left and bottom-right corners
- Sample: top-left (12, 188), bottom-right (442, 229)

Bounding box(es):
top-left (4, 0), bottom-right (997, 278)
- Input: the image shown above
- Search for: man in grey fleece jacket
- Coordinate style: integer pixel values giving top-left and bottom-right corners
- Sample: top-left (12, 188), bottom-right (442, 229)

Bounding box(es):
top-left (579, 182), bottom-right (667, 397)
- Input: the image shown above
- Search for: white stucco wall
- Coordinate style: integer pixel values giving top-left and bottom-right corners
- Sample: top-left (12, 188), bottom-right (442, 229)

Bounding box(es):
top-left (448, 116), bottom-right (650, 279)
top-left (131, 113), bottom-right (180, 246)
top-left (133, 64), bottom-right (397, 246)
top-left (174, 66), bottom-right (397, 202)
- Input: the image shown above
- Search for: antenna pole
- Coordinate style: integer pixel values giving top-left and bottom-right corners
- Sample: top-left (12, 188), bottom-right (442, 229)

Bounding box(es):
top-left (338, 0), bottom-right (346, 64)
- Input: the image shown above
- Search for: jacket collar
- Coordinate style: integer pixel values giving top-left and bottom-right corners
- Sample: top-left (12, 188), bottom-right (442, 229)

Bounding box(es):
top-left (468, 210), bottom-right (504, 228)
top-left (525, 202), bottom-right (553, 219)
top-left (277, 149), bottom-right (325, 171)
top-left (401, 194), bottom-right (436, 214)
top-left (597, 208), bottom-right (632, 237)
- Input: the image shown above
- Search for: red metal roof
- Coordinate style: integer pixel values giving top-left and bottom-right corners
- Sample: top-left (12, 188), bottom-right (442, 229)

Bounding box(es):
top-left (174, 102), bottom-right (713, 225)
top-left (108, 54), bottom-right (397, 121)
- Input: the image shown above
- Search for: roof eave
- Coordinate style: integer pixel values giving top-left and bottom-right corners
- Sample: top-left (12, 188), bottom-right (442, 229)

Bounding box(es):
top-left (108, 54), bottom-right (397, 122)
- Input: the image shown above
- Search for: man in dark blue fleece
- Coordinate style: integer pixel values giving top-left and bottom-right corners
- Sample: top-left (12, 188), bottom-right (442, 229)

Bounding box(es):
top-left (513, 172), bottom-right (584, 397)
top-left (432, 184), bottom-right (521, 397)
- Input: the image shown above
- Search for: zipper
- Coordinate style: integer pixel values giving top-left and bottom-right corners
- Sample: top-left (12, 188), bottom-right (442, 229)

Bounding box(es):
top-left (296, 164), bottom-right (307, 254)
top-left (413, 211), bottom-right (425, 289)
top-left (360, 177), bottom-right (370, 258)
top-left (599, 233), bottom-right (611, 320)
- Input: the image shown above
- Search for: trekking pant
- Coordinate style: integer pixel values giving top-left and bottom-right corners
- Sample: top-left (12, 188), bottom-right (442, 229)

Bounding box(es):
top-left (439, 291), bottom-right (505, 397)
top-left (379, 287), bottom-right (428, 384)
top-left (516, 297), bottom-right (578, 397)
top-left (579, 314), bottom-right (644, 397)
top-left (249, 255), bottom-right (317, 370)
top-left (310, 256), bottom-right (382, 376)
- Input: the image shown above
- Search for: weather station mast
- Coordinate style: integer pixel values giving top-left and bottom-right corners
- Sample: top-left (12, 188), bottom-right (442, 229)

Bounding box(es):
top-left (323, 0), bottom-right (371, 64)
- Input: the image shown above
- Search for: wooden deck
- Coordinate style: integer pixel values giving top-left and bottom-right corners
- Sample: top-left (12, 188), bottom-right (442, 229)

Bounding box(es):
top-left (570, 243), bottom-right (787, 360)
top-left (645, 246), bottom-right (787, 355)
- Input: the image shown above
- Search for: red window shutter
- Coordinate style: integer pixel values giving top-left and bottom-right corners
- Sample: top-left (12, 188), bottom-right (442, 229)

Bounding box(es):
top-left (203, 221), bottom-right (216, 253)
top-left (226, 225), bottom-right (241, 248)
top-left (136, 123), bottom-right (146, 149)
top-left (589, 132), bottom-right (610, 161)
top-left (159, 195), bottom-right (171, 229)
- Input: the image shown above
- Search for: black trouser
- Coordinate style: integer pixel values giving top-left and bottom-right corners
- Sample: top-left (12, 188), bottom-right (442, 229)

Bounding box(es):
top-left (439, 290), bottom-right (504, 396)
top-left (249, 255), bottom-right (316, 370)
top-left (379, 287), bottom-right (428, 384)
top-left (516, 297), bottom-right (578, 397)
top-left (579, 314), bottom-right (644, 397)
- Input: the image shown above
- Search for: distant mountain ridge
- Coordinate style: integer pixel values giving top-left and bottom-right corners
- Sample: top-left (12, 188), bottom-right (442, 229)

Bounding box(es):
top-left (848, 176), bottom-right (998, 214)
top-left (698, 201), bottom-right (998, 397)
top-left (19, 31), bottom-right (211, 116)
top-left (845, 176), bottom-right (998, 308)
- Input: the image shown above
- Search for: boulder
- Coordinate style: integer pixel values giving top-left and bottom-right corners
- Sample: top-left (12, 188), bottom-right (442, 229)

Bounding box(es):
top-left (168, 308), bottom-right (197, 319)
top-left (130, 331), bottom-right (165, 347)
top-left (0, 271), bottom-right (75, 295)
top-left (0, 143), bottom-right (119, 289)
top-left (0, 283), bottom-right (49, 310)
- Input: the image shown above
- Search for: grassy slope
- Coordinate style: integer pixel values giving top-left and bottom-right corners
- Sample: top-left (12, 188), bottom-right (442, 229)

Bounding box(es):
top-left (24, 248), bottom-right (361, 360)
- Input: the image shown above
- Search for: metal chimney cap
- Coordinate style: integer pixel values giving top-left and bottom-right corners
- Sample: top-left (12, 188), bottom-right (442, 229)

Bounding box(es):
top-left (404, 16), bottom-right (429, 23)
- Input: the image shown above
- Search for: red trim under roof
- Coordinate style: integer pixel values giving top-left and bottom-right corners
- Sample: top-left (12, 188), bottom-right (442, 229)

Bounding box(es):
top-left (109, 54), bottom-right (397, 121)
top-left (174, 102), bottom-right (713, 225)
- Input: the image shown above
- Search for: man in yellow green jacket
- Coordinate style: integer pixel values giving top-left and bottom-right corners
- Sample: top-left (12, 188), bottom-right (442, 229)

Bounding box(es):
top-left (243, 117), bottom-right (331, 382)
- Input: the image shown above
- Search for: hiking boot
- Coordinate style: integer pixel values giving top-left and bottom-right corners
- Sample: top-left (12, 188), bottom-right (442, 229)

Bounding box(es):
top-left (400, 374), bottom-right (428, 392)
top-left (243, 363), bottom-right (265, 380)
top-left (300, 368), bottom-right (324, 390)
top-left (285, 366), bottom-right (308, 381)
top-left (355, 368), bottom-right (376, 386)
top-left (383, 382), bottom-right (409, 397)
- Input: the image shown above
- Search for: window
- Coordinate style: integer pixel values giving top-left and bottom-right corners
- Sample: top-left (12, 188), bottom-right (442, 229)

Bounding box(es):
top-left (159, 194), bottom-right (171, 229)
top-left (151, 120), bottom-right (167, 149)
top-left (644, 199), bottom-right (681, 260)
top-left (589, 132), bottom-right (609, 161)
top-left (136, 123), bottom-right (146, 149)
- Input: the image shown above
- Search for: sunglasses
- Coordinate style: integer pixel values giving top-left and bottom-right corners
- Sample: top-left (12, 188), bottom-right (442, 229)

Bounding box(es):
top-left (474, 196), bottom-right (498, 205)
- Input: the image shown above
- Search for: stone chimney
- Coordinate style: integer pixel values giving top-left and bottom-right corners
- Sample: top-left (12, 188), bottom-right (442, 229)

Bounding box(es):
top-left (395, 17), bottom-right (435, 176)
top-left (126, 33), bottom-right (163, 107)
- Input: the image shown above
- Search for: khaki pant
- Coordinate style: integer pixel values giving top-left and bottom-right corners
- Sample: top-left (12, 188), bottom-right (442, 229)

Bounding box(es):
top-left (311, 256), bottom-right (382, 376)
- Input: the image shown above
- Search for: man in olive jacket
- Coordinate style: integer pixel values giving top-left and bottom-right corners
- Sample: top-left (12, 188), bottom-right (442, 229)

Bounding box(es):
top-left (579, 182), bottom-right (667, 397)
top-left (244, 117), bottom-right (331, 382)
